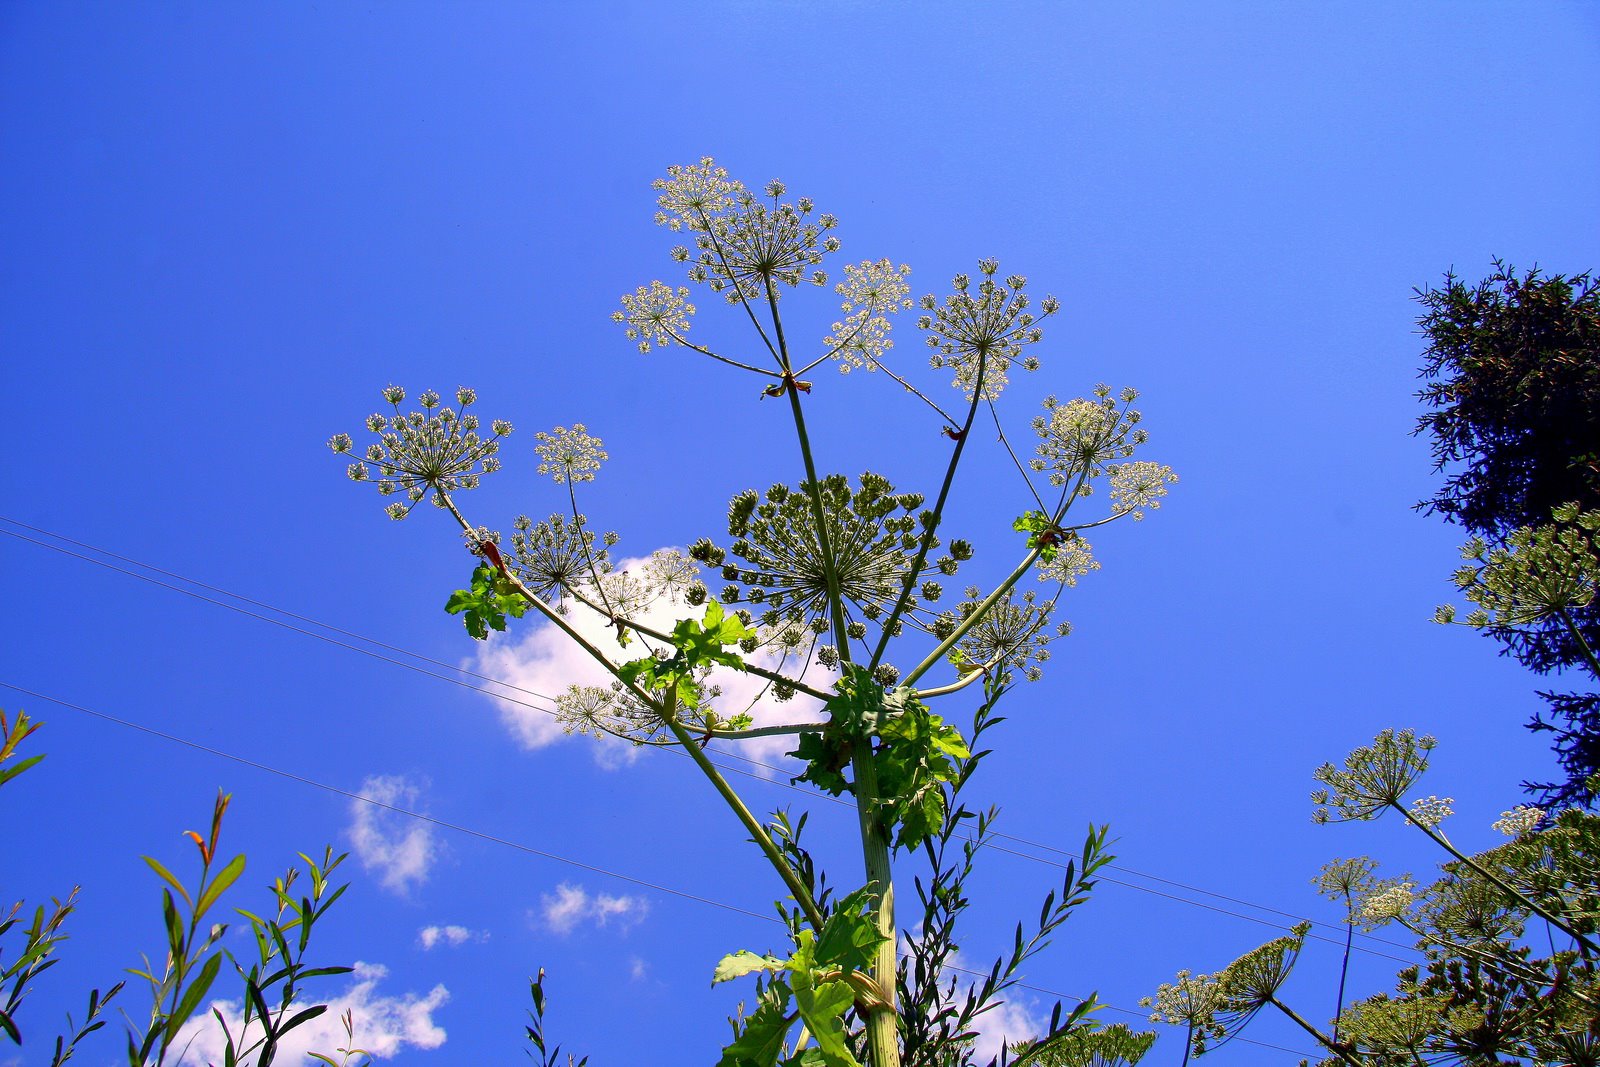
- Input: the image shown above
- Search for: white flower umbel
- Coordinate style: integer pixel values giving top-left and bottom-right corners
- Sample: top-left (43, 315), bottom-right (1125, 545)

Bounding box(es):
top-left (1407, 795), bottom-right (1454, 829)
top-left (533, 424), bottom-right (608, 484)
top-left (918, 260), bottom-right (1056, 401)
top-left (825, 259), bottom-right (914, 372)
top-left (1491, 805), bottom-right (1544, 837)
top-left (329, 385), bottom-right (510, 520)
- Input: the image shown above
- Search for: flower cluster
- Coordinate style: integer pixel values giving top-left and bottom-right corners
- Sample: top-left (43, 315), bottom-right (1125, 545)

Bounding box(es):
top-left (1211, 924), bottom-right (1309, 1033)
top-left (1141, 970), bottom-right (1226, 1053)
top-left (1417, 870), bottom-right (1520, 947)
top-left (824, 260), bottom-right (914, 372)
top-left (692, 473), bottom-right (963, 655)
top-left (1491, 805), bottom-right (1544, 837)
top-left (937, 588), bottom-right (1066, 683)
top-left (329, 385), bottom-right (511, 520)
top-left (1407, 795), bottom-right (1454, 829)
top-left (506, 512), bottom-right (615, 608)
top-left (1108, 460), bottom-right (1179, 519)
top-left (1031, 387), bottom-right (1147, 488)
top-left (1312, 728), bottom-right (1437, 824)
top-left (614, 281), bottom-right (696, 354)
top-left (1334, 994), bottom-right (1473, 1059)
top-left (533, 424), bottom-right (608, 484)
top-left (1359, 880), bottom-right (1415, 925)
top-left (918, 260), bottom-right (1056, 400)
top-left (1435, 504), bottom-right (1599, 629)
top-left (1037, 532), bottom-right (1099, 587)
top-left (554, 682), bottom-right (667, 746)
top-left (1313, 856), bottom-right (1378, 905)
top-left (652, 157), bottom-right (741, 226)
top-left (650, 161), bottom-right (839, 303)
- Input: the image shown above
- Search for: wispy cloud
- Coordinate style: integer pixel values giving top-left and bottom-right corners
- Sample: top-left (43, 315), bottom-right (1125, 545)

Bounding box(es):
top-left (915, 944), bottom-right (1046, 1063)
top-left (536, 882), bottom-right (650, 935)
top-left (472, 550), bottom-right (832, 769)
top-left (347, 775), bottom-right (438, 895)
top-left (417, 924), bottom-right (485, 950)
top-left (174, 961), bottom-right (448, 1065)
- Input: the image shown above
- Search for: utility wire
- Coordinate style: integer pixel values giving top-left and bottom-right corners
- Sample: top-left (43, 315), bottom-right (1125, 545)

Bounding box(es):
top-left (0, 517), bottom-right (1419, 963)
top-left (0, 680), bottom-right (1316, 1061)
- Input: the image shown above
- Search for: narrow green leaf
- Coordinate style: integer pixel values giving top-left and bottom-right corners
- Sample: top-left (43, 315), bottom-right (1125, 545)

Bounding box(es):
top-left (0, 753), bottom-right (45, 787)
top-left (716, 994), bottom-right (794, 1067)
top-left (278, 1004), bottom-right (328, 1036)
top-left (164, 952), bottom-right (223, 1044)
top-left (246, 980), bottom-right (274, 1034)
top-left (143, 857), bottom-right (192, 908)
top-left (161, 890), bottom-right (185, 958)
top-left (195, 854), bottom-right (247, 922)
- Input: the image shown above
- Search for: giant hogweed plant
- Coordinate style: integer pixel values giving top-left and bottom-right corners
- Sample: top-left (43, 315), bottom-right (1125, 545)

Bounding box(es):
top-left (329, 159), bottom-right (1176, 1067)
top-left (1144, 729), bottom-right (1599, 1066)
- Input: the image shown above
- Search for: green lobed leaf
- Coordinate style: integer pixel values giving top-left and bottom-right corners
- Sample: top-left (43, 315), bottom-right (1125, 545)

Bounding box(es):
top-left (713, 950), bottom-right (785, 985)
top-left (790, 975), bottom-right (859, 1067)
top-left (813, 886), bottom-right (887, 972)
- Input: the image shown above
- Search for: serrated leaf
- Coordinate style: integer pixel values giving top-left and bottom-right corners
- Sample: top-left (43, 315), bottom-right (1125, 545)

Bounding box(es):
top-left (791, 977), bottom-right (858, 1067)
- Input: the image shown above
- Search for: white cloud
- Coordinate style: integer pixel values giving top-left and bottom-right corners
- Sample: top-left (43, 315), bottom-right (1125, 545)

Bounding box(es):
top-left (347, 775), bottom-right (438, 895)
top-left (417, 924), bottom-right (484, 950)
top-left (915, 944), bottom-right (1046, 1064)
top-left (536, 882), bottom-right (650, 935)
top-left (472, 550), bottom-right (833, 770)
top-left (173, 962), bottom-right (448, 1066)
top-left (629, 956), bottom-right (648, 981)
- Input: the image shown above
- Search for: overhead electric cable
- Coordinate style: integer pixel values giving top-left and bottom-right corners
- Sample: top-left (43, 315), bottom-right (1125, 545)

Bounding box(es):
top-left (0, 679), bottom-right (1317, 1061)
top-left (0, 517), bottom-right (1419, 962)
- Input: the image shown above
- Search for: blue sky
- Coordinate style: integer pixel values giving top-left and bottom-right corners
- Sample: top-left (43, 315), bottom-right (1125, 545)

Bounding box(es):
top-left (2, 3), bottom-right (1598, 1064)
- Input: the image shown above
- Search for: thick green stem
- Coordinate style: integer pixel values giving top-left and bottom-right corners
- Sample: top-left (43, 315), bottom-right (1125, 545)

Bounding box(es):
top-left (443, 495), bottom-right (824, 931)
top-left (659, 703), bottom-right (826, 931)
top-left (1557, 607), bottom-right (1600, 679)
top-left (767, 279), bottom-right (899, 1067)
top-left (1396, 802), bottom-right (1599, 955)
top-left (869, 353), bottom-right (984, 670)
top-left (1267, 996), bottom-right (1362, 1066)
top-left (705, 721), bottom-right (824, 741)
top-left (903, 544), bottom-right (1042, 688)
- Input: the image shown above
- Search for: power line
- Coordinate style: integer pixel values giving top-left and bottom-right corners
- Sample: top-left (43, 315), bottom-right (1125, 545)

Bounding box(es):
top-left (0, 517), bottom-right (1418, 963)
top-left (0, 680), bottom-right (768, 923)
top-left (0, 680), bottom-right (1317, 1061)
